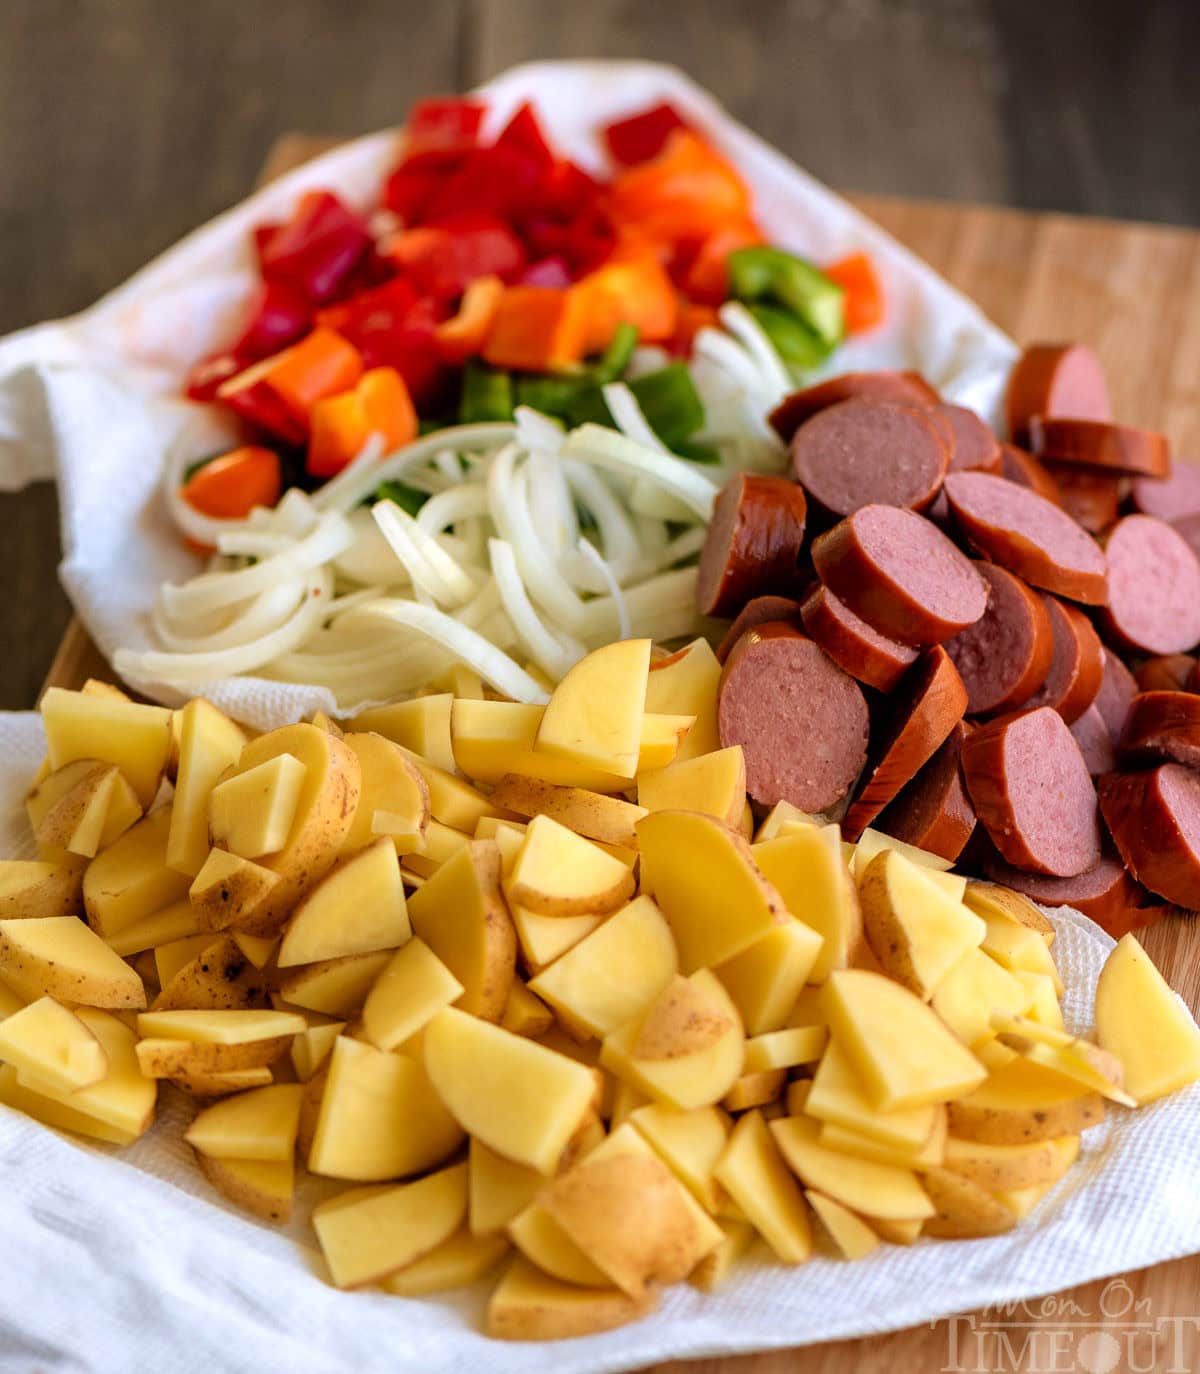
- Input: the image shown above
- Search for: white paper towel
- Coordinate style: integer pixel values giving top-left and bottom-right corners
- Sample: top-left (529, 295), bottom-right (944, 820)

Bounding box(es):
top-left (0, 708), bottom-right (1198, 1373)
top-left (0, 60), bottom-right (1017, 731)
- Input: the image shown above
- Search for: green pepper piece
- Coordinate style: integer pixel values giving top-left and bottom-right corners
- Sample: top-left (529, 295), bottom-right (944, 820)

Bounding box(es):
top-left (628, 363), bottom-right (706, 448)
top-left (459, 359), bottom-right (514, 423)
top-left (747, 302), bottom-right (834, 371)
top-left (590, 322), bottom-right (640, 385)
top-left (728, 246), bottom-right (846, 349)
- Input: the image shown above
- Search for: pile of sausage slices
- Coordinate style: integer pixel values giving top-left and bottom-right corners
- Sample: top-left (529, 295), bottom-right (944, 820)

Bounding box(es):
top-left (698, 345), bottom-right (1200, 937)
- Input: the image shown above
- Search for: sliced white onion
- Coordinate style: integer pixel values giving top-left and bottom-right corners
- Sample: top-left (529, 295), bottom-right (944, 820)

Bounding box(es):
top-left (515, 405), bottom-right (565, 455)
top-left (489, 538), bottom-right (585, 681)
top-left (576, 537), bottom-right (630, 640)
top-left (376, 501), bottom-right (477, 605)
top-left (215, 530), bottom-right (294, 559)
top-left (415, 485), bottom-right (491, 536)
top-left (562, 425), bottom-right (717, 522)
top-left (718, 301), bottom-right (794, 403)
top-left (601, 382), bottom-right (669, 454)
top-left (152, 581), bottom-right (305, 654)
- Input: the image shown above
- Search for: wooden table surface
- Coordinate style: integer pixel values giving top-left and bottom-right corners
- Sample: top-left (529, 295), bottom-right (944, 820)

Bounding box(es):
top-left (36, 131), bottom-right (1200, 1373)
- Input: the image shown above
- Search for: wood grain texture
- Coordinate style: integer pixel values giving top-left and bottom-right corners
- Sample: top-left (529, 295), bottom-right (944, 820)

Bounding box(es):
top-left (34, 133), bottom-right (1200, 1374)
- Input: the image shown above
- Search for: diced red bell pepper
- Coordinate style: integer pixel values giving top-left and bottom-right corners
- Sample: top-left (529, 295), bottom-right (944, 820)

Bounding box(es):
top-left (534, 160), bottom-right (603, 221)
top-left (520, 257), bottom-right (573, 289)
top-left (406, 97), bottom-right (486, 155)
top-left (482, 286), bottom-right (590, 372)
top-left (307, 367), bottom-right (418, 478)
top-left (260, 190), bottom-right (372, 304)
top-left (603, 102), bottom-right (690, 166)
top-left (683, 218), bottom-right (765, 305)
top-left (823, 251), bottom-right (885, 334)
top-left (215, 356), bottom-right (309, 446)
top-left (494, 102), bottom-right (554, 173)
top-left (185, 351), bottom-right (243, 403)
top-left (315, 275), bottom-right (419, 335)
top-left (420, 143), bottom-right (546, 225)
top-left (253, 222), bottom-right (281, 266)
top-left (434, 276), bottom-right (505, 364)
top-left (331, 293), bottom-right (451, 411)
top-left (386, 215), bottom-right (527, 300)
top-left (230, 279), bottom-right (312, 362)
top-left (383, 147), bottom-right (466, 223)
top-left (521, 210), bottom-right (615, 276)
top-left (182, 446), bottom-right (282, 519)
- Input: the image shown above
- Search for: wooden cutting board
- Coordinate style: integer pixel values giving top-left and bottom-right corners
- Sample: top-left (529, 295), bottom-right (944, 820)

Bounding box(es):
top-left (41, 135), bottom-right (1200, 1374)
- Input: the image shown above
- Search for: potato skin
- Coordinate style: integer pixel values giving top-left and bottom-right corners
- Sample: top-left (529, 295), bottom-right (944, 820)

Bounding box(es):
top-left (922, 1167), bottom-right (1018, 1238)
top-left (858, 860), bottom-right (924, 996)
top-left (942, 1136), bottom-right (1072, 1191)
top-left (137, 1035), bottom-right (292, 1076)
top-left (947, 1092), bottom-right (1104, 1145)
top-left (196, 1152), bottom-right (292, 1223)
top-left (151, 935), bottom-right (270, 1012)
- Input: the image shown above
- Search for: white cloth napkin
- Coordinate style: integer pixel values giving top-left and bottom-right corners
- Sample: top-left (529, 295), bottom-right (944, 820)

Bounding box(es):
top-left (0, 706), bottom-right (1198, 1373)
top-left (0, 60), bottom-right (1016, 731)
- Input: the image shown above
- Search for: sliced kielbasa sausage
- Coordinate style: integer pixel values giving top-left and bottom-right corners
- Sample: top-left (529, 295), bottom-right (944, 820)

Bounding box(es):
top-left (799, 583), bottom-right (918, 692)
top-left (1100, 514), bottom-right (1200, 655)
top-left (982, 853), bottom-right (1154, 939)
top-left (715, 594), bottom-right (805, 664)
top-left (1041, 463), bottom-right (1121, 535)
top-left (718, 623), bottom-right (869, 813)
top-left (811, 505), bottom-right (988, 645)
top-left (1025, 595), bottom-right (1104, 725)
top-left (1070, 705), bottom-right (1115, 777)
top-left (1029, 417), bottom-right (1171, 479)
top-left (1135, 655), bottom-right (1196, 694)
top-left (1004, 343), bottom-right (1111, 446)
top-left (943, 563), bottom-right (1053, 715)
top-left (999, 444), bottom-right (1062, 505)
top-left (769, 370), bottom-right (940, 442)
top-left (876, 720), bottom-right (975, 862)
top-left (1099, 764), bottom-right (1200, 909)
top-left (696, 473), bottom-right (808, 617)
top-left (937, 404), bottom-right (1001, 473)
top-left (790, 398), bottom-right (949, 516)
top-left (1118, 691), bottom-right (1200, 770)
top-left (1131, 463), bottom-right (1200, 521)
top-left (841, 646), bottom-right (968, 841)
top-left (942, 471), bottom-right (1108, 605)
top-left (961, 706), bottom-right (1102, 877)
top-left (1094, 648), bottom-right (1139, 741)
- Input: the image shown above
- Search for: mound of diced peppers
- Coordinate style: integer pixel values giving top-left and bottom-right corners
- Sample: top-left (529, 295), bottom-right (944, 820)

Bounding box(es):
top-left (181, 97), bottom-right (884, 524)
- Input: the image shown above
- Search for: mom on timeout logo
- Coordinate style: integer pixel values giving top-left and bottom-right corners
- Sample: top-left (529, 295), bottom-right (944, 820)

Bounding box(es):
top-left (937, 1279), bottom-right (1198, 1373)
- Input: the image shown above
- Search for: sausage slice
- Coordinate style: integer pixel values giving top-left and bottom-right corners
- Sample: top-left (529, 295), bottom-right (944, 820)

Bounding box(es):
top-left (1135, 654), bottom-right (1196, 694)
top-left (942, 471), bottom-right (1107, 605)
top-left (717, 624), bottom-right (869, 813)
top-left (943, 563), bottom-right (1053, 715)
top-left (769, 370), bottom-right (940, 442)
top-left (1004, 343), bottom-right (1111, 446)
top-left (842, 647), bottom-right (968, 842)
top-left (1094, 648), bottom-right (1139, 741)
top-left (799, 583), bottom-right (917, 692)
top-left (790, 398), bottom-right (949, 515)
top-left (715, 594), bottom-right (805, 664)
top-left (1029, 417), bottom-right (1171, 479)
top-left (1070, 705), bottom-right (1115, 777)
top-left (876, 721), bottom-right (975, 862)
top-left (1099, 764), bottom-right (1200, 909)
top-left (1025, 595), bottom-right (1104, 725)
top-left (1100, 514), bottom-right (1200, 655)
top-left (999, 444), bottom-right (1062, 504)
top-left (938, 404), bottom-right (1001, 473)
top-left (696, 473), bottom-right (808, 617)
top-left (1042, 463), bottom-right (1121, 535)
top-left (982, 853), bottom-right (1154, 939)
top-left (811, 505), bottom-right (988, 645)
top-left (1118, 691), bottom-right (1200, 769)
top-left (1131, 463), bottom-right (1200, 521)
top-left (961, 706), bottom-right (1102, 877)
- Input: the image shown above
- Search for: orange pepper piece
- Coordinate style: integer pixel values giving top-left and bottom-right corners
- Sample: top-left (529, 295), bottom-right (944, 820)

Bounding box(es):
top-left (576, 255), bottom-right (679, 354)
top-left (181, 445), bottom-right (282, 519)
top-left (482, 286), bottom-right (590, 372)
top-left (823, 252), bottom-right (885, 334)
top-left (607, 131), bottom-right (752, 246)
top-left (307, 367), bottom-right (417, 478)
top-left (671, 300), bottom-right (720, 355)
top-left (434, 275), bottom-right (505, 364)
top-left (264, 326), bottom-right (364, 424)
top-left (684, 218), bottom-right (765, 305)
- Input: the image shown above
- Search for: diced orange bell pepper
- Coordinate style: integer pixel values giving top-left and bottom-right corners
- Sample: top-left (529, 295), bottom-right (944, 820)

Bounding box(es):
top-left (823, 251), bottom-right (885, 334)
top-left (262, 326), bottom-right (364, 425)
top-left (307, 366), bottom-right (417, 478)
top-left (576, 254), bottom-right (678, 354)
top-left (181, 446), bottom-right (282, 519)
top-left (481, 286), bottom-right (590, 372)
top-left (670, 300), bottom-right (720, 355)
top-left (684, 218), bottom-right (765, 305)
top-left (434, 275), bottom-right (505, 364)
top-left (607, 131), bottom-right (752, 246)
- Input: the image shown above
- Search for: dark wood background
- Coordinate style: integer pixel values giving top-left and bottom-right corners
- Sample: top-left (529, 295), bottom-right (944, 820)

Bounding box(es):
top-left (2, 0), bottom-right (1198, 707)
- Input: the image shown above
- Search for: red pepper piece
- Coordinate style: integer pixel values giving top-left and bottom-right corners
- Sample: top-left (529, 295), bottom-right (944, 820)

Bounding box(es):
top-left (260, 190), bottom-right (372, 304)
top-left (494, 102), bottom-right (554, 173)
top-left (315, 275), bottom-right (419, 335)
top-left (420, 143), bottom-right (545, 224)
top-left (406, 97), bottom-right (486, 155)
top-left (520, 257), bottom-right (573, 289)
top-left (252, 222), bottom-right (281, 266)
top-left (215, 358), bottom-right (309, 446)
top-left (185, 351), bottom-right (243, 403)
top-left (383, 148), bottom-right (466, 222)
top-left (603, 102), bottom-right (690, 165)
top-left (230, 279), bottom-right (312, 362)
top-left (337, 295), bottom-right (451, 411)
top-left (387, 215), bottom-right (527, 299)
top-left (521, 210), bottom-right (615, 275)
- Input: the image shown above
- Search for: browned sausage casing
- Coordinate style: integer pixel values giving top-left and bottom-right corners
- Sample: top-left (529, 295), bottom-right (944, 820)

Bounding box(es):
top-left (718, 623), bottom-right (869, 813)
top-left (789, 398), bottom-right (949, 515)
top-left (841, 647), bottom-right (968, 842)
top-left (1004, 343), bottom-right (1111, 446)
top-left (1100, 515), bottom-right (1200, 656)
top-left (961, 706), bottom-right (1102, 877)
top-left (799, 584), bottom-right (918, 693)
top-left (999, 444), bottom-right (1062, 505)
top-left (1118, 691), bottom-right (1200, 770)
top-left (937, 404), bottom-right (1002, 473)
top-left (1099, 764), bottom-right (1200, 909)
top-left (1025, 595), bottom-right (1104, 725)
top-left (715, 594), bottom-right (806, 664)
top-left (876, 720), bottom-right (975, 862)
top-left (811, 505), bottom-right (988, 645)
top-left (1042, 463), bottom-right (1122, 535)
top-left (696, 473), bottom-right (808, 618)
top-left (942, 471), bottom-right (1108, 605)
top-left (769, 370), bottom-right (940, 442)
top-left (1135, 655), bottom-right (1197, 694)
top-left (982, 853), bottom-right (1155, 939)
top-left (943, 563), bottom-right (1054, 715)
top-left (1029, 417), bottom-right (1171, 478)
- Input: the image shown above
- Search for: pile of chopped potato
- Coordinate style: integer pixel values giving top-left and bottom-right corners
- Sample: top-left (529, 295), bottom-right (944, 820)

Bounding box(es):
top-left (0, 644), bottom-right (1198, 1341)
